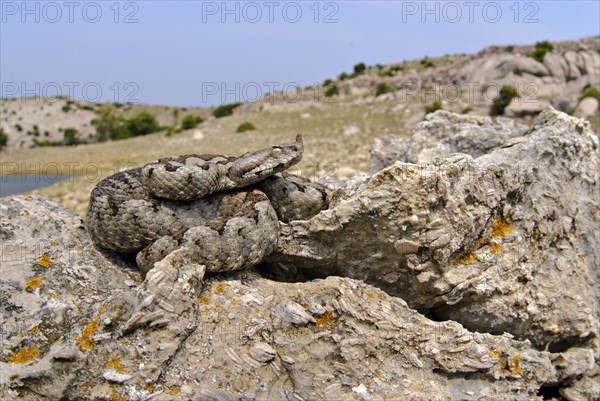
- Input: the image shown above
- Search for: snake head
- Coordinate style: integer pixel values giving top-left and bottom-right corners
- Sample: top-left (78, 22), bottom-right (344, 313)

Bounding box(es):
top-left (229, 134), bottom-right (304, 186)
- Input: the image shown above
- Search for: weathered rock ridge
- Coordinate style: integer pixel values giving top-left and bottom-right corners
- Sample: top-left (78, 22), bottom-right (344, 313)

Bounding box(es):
top-left (1, 108), bottom-right (599, 400)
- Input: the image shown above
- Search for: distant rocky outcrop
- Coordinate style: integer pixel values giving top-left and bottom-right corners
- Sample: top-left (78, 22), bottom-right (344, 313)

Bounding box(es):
top-left (1, 108), bottom-right (599, 400)
top-left (238, 36), bottom-right (600, 120)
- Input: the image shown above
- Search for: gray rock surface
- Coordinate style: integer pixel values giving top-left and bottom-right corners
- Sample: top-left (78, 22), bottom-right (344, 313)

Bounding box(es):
top-left (1, 107), bottom-right (599, 400)
top-left (368, 111), bottom-right (528, 173)
top-left (267, 108), bottom-right (600, 395)
top-left (575, 97), bottom-right (600, 118)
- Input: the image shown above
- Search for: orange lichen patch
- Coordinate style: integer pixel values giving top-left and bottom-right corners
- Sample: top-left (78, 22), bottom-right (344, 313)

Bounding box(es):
top-left (315, 310), bottom-right (336, 331)
top-left (110, 391), bottom-right (126, 401)
top-left (48, 292), bottom-right (58, 299)
top-left (490, 349), bottom-right (501, 359)
top-left (214, 283), bottom-right (226, 294)
top-left (491, 217), bottom-right (512, 238)
top-left (198, 294), bottom-right (211, 304)
top-left (26, 276), bottom-right (43, 290)
top-left (479, 374), bottom-right (487, 381)
top-left (18, 332), bottom-right (26, 337)
top-left (490, 243), bottom-right (502, 254)
top-left (107, 355), bottom-right (125, 372)
top-left (7, 347), bottom-right (40, 364)
top-left (366, 292), bottom-right (375, 299)
top-left (510, 355), bottom-right (522, 375)
top-left (145, 383), bottom-right (154, 393)
top-left (39, 254), bottom-right (51, 267)
top-left (454, 250), bottom-right (477, 265)
top-left (28, 325), bottom-right (40, 333)
top-left (167, 386), bottom-right (180, 395)
top-left (22, 209), bottom-right (30, 216)
top-left (50, 241), bottom-right (59, 246)
top-left (77, 317), bottom-right (99, 351)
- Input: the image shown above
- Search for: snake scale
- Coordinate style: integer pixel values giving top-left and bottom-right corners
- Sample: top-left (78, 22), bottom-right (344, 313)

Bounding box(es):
top-left (86, 135), bottom-right (329, 274)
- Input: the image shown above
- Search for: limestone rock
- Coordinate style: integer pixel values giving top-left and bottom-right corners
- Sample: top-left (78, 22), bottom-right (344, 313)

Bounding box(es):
top-left (1, 107), bottom-right (599, 400)
top-left (368, 110), bottom-right (527, 172)
top-left (575, 97), bottom-right (599, 118)
top-left (268, 108), bottom-right (600, 361)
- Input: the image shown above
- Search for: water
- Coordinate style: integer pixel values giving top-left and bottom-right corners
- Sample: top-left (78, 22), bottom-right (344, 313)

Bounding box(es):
top-left (0, 175), bottom-right (72, 197)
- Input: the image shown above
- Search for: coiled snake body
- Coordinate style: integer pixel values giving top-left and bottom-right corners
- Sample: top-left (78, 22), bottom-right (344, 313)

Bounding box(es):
top-left (86, 135), bottom-right (329, 274)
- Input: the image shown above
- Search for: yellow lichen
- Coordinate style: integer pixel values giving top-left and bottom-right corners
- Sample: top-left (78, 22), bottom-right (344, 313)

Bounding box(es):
top-left (491, 217), bottom-right (512, 238)
top-left (197, 294), bottom-right (211, 304)
top-left (77, 317), bottom-right (99, 351)
top-left (454, 250), bottom-right (477, 265)
top-left (48, 292), bottom-right (58, 299)
top-left (366, 292), bottom-right (375, 299)
top-left (490, 349), bottom-right (501, 359)
top-left (22, 209), bottom-right (30, 216)
top-left (107, 355), bottom-right (125, 372)
top-left (39, 254), bottom-right (51, 267)
top-left (28, 325), bottom-right (40, 333)
top-left (145, 383), bottom-right (154, 393)
top-left (7, 347), bottom-right (40, 364)
top-left (168, 386), bottom-right (180, 395)
top-left (51, 241), bottom-right (59, 246)
top-left (315, 310), bottom-right (336, 331)
top-left (214, 283), bottom-right (226, 294)
top-left (110, 391), bottom-right (127, 401)
top-left (26, 276), bottom-right (43, 290)
top-left (510, 355), bottom-right (522, 375)
top-left (490, 243), bottom-right (502, 254)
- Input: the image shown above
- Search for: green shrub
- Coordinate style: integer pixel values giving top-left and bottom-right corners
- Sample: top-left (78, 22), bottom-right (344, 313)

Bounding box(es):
top-left (27, 125), bottom-right (40, 137)
top-left (323, 79), bottom-right (333, 86)
top-left (14, 124), bottom-right (22, 132)
top-left (120, 112), bottom-right (160, 138)
top-left (375, 64), bottom-right (384, 70)
top-left (236, 122), bottom-right (256, 133)
top-left (579, 87), bottom-right (600, 108)
top-left (390, 64), bottom-right (405, 72)
top-left (421, 57), bottom-right (435, 68)
top-left (566, 75), bottom-right (578, 82)
top-left (91, 103), bottom-right (123, 141)
top-left (530, 40), bottom-right (554, 62)
top-left (338, 72), bottom-right (349, 81)
top-left (378, 70), bottom-right (395, 78)
top-left (0, 127), bottom-right (7, 150)
top-left (324, 84), bottom-right (339, 97)
top-left (491, 85), bottom-right (520, 115)
top-left (181, 115), bottom-right (204, 130)
top-left (353, 62), bottom-right (366, 75)
top-left (213, 102), bottom-right (242, 118)
top-left (461, 107), bottom-right (473, 114)
top-left (63, 128), bottom-right (79, 146)
top-left (375, 83), bottom-right (393, 96)
top-left (425, 101), bottom-right (443, 113)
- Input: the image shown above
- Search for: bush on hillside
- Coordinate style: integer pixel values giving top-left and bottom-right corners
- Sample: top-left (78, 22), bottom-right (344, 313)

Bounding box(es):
top-left (491, 85), bottom-right (520, 115)
top-left (530, 41), bottom-right (554, 62)
top-left (213, 103), bottom-right (242, 118)
top-left (425, 101), bottom-right (443, 114)
top-left (375, 83), bottom-right (393, 96)
top-left (181, 115), bottom-right (204, 130)
top-left (236, 122), bottom-right (256, 133)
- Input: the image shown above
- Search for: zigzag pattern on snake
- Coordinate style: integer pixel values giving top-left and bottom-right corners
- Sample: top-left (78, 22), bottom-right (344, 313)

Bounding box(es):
top-left (86, 135), bottom-right (329, 273)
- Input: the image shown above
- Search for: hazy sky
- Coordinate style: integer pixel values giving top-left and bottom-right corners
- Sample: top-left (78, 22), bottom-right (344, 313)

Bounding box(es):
top-left (1, 1), bottom-right (599, 106)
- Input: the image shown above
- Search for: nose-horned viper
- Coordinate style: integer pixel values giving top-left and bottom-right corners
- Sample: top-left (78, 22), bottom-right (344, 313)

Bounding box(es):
top-left (86, 134), bottom-right (329, 274)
